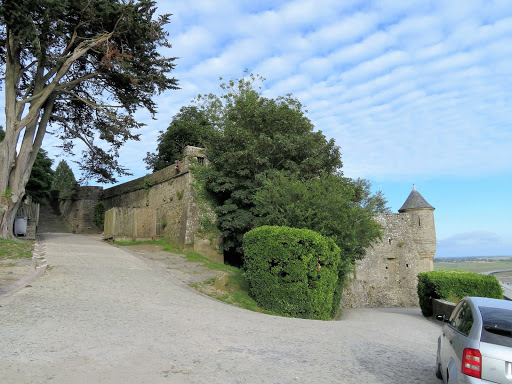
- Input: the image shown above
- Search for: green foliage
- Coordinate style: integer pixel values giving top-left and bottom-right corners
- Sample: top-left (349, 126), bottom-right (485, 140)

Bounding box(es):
top-left (253, 172), bottom-right (382, 317)
top-left (192, 74), bottom-right (342, 263)
top-left (144, 106), bottom-right (214, 172)
top-left (0, 126), bottom-right (4, 142)
top-left (25, 149), bottom-right (54, 204)
top-left (138, 178), bottom-right (155, 195)
top-left (417, 270), bottom-right (504, 317)
top-left (2, 187), bottom-right (12, 200)
top-left (254, 172), bottom-right (382, 264)
top-left (351, 178), bottom-right (391, 213)
top-left (0, 0), bottom-right (178, 183)
top-left (176, 190), bottom-right (184, 200)
top-left (243, 226), bottom-right (341, 320)
top-left (51, 160), bottom-right (77, 197)
top-left (93, 202), bottom-right (105, 230)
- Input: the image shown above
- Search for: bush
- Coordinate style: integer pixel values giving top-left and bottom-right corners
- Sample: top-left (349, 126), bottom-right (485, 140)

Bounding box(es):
top-left (93, 202), bottom-right (106, 230)
top-left (417, 270), bottom-right (503, 316)
top-left (243, 226), bottom-right (340, 320)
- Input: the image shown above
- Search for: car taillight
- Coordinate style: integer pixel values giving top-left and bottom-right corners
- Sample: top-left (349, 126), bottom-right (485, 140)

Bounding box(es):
top-left (461, 348), bottom-right (482, 378)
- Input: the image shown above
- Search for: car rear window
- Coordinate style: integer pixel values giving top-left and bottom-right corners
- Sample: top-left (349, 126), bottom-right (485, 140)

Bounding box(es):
top-left (479, 306), bottom-right (512, 347)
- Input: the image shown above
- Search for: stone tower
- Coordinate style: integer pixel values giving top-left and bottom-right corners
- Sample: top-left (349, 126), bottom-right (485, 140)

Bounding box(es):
top-left (398, 185), bottom-right (436, 270)
top-left (341, 185), bottom-right (437, 308)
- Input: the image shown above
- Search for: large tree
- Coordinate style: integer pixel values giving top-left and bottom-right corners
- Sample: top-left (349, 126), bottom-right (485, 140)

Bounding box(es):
top-left (144, 106), bottom-right (214, 172)
top-left (51, 159), bottom-right (77, 197)
top-left (25, 149), bottom-right (54, 204)
top-left (0, 0), bottom-right (178, 238)
top-left (253, 172), bottom-right (383, 264)
top-left (193, 75), bottom-right (342, 265)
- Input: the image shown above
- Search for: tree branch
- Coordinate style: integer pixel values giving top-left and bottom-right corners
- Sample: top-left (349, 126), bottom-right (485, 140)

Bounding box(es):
top-left (51, 115), bottom-right (96, 154)
top-left (15, 32), bottom-right (113, 133)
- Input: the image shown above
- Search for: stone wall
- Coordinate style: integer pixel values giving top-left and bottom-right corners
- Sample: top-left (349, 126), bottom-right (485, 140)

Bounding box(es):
top-left (341, 209), bottom-right (436, 308)
top-left (59, 187), bottom-right (103, 234)
top-left (102, 147), bottom-right (223, 263)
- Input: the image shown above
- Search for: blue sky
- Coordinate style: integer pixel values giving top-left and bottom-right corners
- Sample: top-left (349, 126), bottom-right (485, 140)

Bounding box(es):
top-left (16, 1), bottom-right (512, 257)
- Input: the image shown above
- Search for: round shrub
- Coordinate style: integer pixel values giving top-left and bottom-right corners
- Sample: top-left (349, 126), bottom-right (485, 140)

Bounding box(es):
top-left (417, 270), bottom-right (504, 317)
top-left (243, 226), bottom-right (341, 320)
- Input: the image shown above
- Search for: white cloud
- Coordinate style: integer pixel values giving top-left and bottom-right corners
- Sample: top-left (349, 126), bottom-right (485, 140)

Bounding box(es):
top-left (3, 0), bottom-right (512, 187)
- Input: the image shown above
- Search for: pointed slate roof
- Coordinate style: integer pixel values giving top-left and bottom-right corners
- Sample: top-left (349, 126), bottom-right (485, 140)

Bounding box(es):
top-left (398, 185), bottom-right (434, 213)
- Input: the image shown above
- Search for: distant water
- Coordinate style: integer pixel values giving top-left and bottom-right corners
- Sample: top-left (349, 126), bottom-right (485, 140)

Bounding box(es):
top-left (435, 255), bottom-right (512, 262)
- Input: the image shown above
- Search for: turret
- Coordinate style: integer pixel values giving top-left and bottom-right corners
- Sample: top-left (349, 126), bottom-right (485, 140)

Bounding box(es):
top-left (399, 185), bottom-right (436, 261)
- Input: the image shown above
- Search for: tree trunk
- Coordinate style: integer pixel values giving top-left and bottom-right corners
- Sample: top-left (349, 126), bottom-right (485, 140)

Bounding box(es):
top-left (0, 198), bottom-right (20, 239)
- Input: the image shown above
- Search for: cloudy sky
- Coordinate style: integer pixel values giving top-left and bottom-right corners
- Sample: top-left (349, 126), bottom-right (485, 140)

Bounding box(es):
top-left (31, 1), bottom-right (512, 257)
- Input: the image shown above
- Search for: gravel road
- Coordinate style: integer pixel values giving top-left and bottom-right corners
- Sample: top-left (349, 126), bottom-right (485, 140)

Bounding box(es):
top-left (0, 233), bottom-right (442, 384)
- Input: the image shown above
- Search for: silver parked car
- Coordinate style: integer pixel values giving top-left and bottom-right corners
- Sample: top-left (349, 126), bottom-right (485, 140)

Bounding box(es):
top-left (436, 296), bottom-right (512, 383)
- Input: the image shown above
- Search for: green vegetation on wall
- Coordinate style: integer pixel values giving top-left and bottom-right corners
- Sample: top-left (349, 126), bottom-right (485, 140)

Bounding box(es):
top-left (93, 202), bottom-right (106, 230)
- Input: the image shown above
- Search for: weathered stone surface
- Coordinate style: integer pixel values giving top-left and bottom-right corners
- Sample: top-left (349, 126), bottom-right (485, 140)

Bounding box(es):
top-left (214, 271), bottom-right (229, 290)
top-left (341, 190), bottom-right (436, 309)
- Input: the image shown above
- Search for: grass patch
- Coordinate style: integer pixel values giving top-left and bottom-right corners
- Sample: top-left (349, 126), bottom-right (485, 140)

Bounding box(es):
top-left (188, 259), bottom-right (278, 316)
top-left (114, 239), bottom-right (183, 253)
top-left (185, 251), bottom-right (238, 273)
top-left (0, 239), bottom-right (33, 261)
top-left (434, 258), bottom-right (512, 274)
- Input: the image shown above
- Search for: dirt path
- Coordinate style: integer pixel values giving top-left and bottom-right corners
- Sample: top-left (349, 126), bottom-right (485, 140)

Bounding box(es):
top-left (0, 233), bottom-right (442, 384)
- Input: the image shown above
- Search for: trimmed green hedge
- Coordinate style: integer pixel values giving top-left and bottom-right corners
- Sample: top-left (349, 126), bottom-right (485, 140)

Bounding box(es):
top-left (243, 226), bottom-right (340, 320)
top-left (417, 270), bottom-right (504, 316)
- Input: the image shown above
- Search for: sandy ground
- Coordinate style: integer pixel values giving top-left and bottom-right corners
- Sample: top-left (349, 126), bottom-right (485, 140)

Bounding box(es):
top-left (0, 233), bottom-right (443, 384)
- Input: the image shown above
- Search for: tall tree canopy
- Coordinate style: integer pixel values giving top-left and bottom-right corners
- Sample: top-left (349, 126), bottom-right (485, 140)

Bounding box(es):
top-left (52, 160), bottom-right (77, 196)
top-left (144, 106), bottom-right (214, 172)
top-left (193, 75), bottom-right (342, 265)
top-left (253, 172), bottom-right (383, 264)
top-left (0, 0), bottom-right (178, 237)
top-left (25, 149), bottom-right (54, 204)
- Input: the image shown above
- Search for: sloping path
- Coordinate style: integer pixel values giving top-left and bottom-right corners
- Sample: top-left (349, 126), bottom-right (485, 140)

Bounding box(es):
top-left (0, 233), bottom-right (441, 384)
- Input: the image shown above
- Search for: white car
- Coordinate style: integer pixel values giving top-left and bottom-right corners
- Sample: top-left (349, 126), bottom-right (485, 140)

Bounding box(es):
top-left (436, 296), bottom-right (512, 383)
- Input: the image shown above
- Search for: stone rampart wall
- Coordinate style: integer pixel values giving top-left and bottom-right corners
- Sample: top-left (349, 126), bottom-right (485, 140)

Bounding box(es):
top-left (102, 154), bottom-right (222, 263)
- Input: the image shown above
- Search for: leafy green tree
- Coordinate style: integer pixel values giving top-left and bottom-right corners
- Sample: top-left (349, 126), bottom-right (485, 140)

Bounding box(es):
top-left (144, 106), bottom-right (215, 172)
top-left (25, 149), bottom-right (54, 204)
top-left (193, 75), bottom-right (342, 264)
top-left (52, 160), bottom-right (78, 197)
top-left (253, 172), bottom-right (382, 264)
top-left (352, 178), bottom-right (391, 214)
top-left (253, 172), bottom-right (383, 316)
top-left (0, 0), bottom-right (178, 238)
